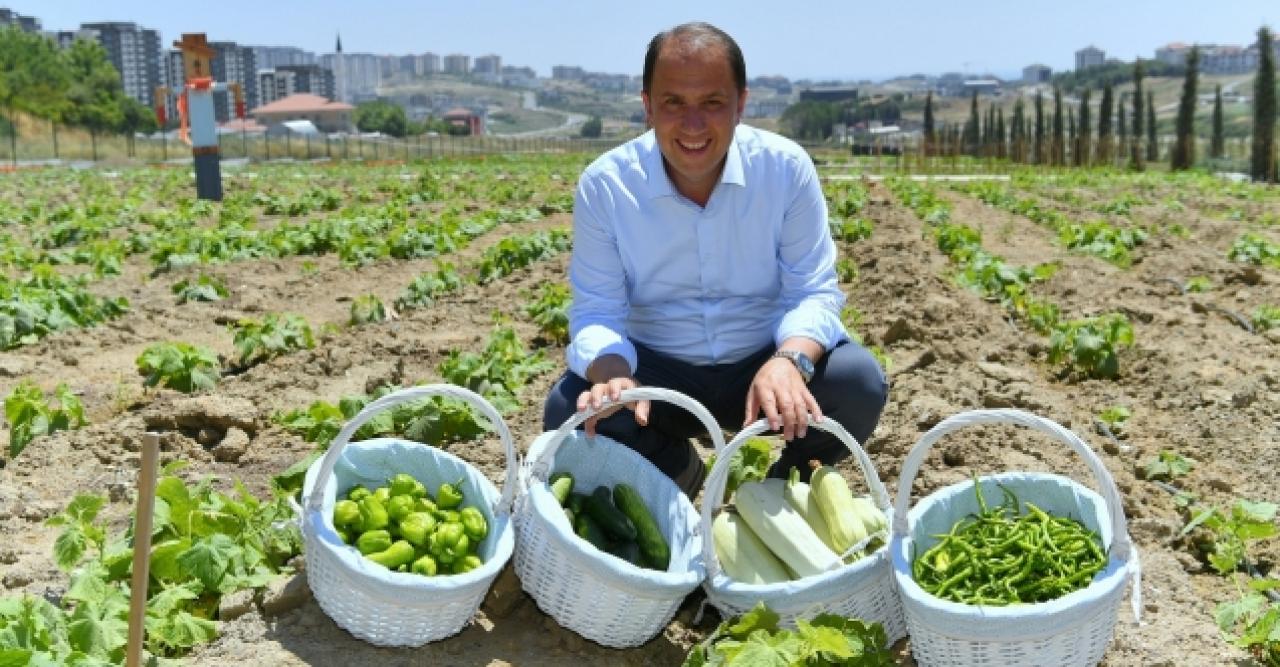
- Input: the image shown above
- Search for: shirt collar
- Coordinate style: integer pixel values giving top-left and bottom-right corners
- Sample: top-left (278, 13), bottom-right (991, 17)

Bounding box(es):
top-left (642, 126), bottom-right (746, 199)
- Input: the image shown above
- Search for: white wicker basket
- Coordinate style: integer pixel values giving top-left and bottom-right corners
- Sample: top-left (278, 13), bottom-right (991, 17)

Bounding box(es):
top-left (890, 409), bottom-right (1142, 667)
top-left (300, 384), bottom-right (518, 647)
top-left (700, 416), bottom-right (907, 642)
top-left (514, 387), bottom-right (725, 648)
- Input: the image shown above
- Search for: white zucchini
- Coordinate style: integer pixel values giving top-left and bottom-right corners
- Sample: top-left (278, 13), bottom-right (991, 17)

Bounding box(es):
top-left (712, 509), bottom-right (790, 584)
top-left (734, 479), bottom-right (840, 578)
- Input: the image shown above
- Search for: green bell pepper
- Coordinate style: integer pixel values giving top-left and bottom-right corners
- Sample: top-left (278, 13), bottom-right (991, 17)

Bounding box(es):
top-left (413, 496), bottom-right (438, 514)
top-left (429, 522), bottom-right (469, 565)
top-left (346, 484), bottom-right (372, 502)
top-left (373, 487), bottom-right (392, 505)
top-left (333, 499), bottom-right (361, 529)
top-left (450, 554), bottom-right (483, 575)
top-left (367, 540), bottom-right (415, 569)
top-left (411, 554), bottom-right (438, 576)
top-left (356, 529), bottom-right (393, 555)
top-left (358, 496), bottom-right (389, 532)
top-left (386, 495), bottom-right (415, 523)
top-left (436, 480), bottom-right (464, 509)
top-left (459, 506), bottom-right (488, 542)
top-left (399, 512), bottom-right (438, 547)
top-left (389, 473), bottom-right (427, 499)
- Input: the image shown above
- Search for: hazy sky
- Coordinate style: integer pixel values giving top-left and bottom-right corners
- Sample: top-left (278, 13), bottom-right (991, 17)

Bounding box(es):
top-left (22, 1), bottom-right (1278, 80)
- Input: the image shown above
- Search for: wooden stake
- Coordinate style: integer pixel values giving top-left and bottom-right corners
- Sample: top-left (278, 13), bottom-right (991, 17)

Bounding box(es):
top-left (126, 433), bottom-right (161, 667)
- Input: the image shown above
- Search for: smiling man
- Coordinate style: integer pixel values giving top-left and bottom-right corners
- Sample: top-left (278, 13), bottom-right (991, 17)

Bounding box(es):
top-left (542, 22), bottom-right (889, 497)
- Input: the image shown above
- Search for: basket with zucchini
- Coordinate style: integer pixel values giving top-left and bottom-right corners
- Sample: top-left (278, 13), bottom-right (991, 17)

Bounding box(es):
top-left (699, 416), bottom-right (907, 642)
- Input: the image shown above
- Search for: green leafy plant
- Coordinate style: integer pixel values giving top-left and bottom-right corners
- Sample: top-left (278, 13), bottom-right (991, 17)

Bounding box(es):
top-left (682, 601), bottom-right (893, 666)
top-left (1184, 276), bottom-right (1212, 293)
top-left (835, 258), bottom-right (858, 283)
top-left (44, 493), bottom-right (108, 571)
top-left (1227, 234), bottom-right (1280, 267)
top-left (1047, 313), bottom-right (1134, 379)
top-left (473, 228), bottom-right (571, 284)
top-left (349, 294), bottom-right (388, 326)
top-left (1253, 305), bottom-right (1280, 332)
top-left (172, 274), bottom-right (229, 303)
top-left (706, 437), bottom-right (774, 504)
top-left (396, 262), bottom-right (464, 311)
top-left (1097, 405), bottom-right (1132, 433)
top-left (1142, 450), bottom-right (1193, 481)
top-left (1215, 582), bottom-right (1280, 666)
top-left (524, 282), bottom-right (571, 344)
top-left (438, 327), bottom-right (555, 412)
top-left (232, 313), bottom-right (314, 367)
top-left (830, 217), bottom-right (873, 243)
top-left (136, 342), bottom-right (221, 392)
top-left (4, 381), bottom-right (85, 459)
top-left (1181, 500), bottom-right (1278, 576)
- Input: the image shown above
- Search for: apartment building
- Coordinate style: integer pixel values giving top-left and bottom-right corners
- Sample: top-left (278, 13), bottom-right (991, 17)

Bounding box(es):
top-left (443, 54), bottom-right (470, 75)
top-left (1022, 64), bottom-right (1052, 84)
top-left (0, 7), bottom-right (40, 32)
top-left (252, 45), bottom-right (316, 69)
top-left (1075, 45), bottom-right (1105, 71)
top-left (208, 41), bottom-right (259, 121)
top-left (259, 65), bottom-right (336, 106)
top-left (80, 22), bottom-right (164, 107)
top-left (318, 51), bottom-right (381, 101)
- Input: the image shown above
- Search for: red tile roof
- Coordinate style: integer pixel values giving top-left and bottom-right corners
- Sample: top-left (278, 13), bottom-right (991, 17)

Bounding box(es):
top-left (252, 93), bottom-right (354, 115)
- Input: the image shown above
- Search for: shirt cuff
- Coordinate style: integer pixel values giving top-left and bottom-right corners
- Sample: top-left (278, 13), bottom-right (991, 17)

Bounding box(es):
top-left (775, 305), bottom-right (849, 352)
top-left (566, 324), bottom-right (638, 379)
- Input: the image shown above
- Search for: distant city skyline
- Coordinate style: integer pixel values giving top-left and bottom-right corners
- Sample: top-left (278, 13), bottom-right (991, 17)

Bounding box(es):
top-left (15, 1), bottom-right (1279, 81)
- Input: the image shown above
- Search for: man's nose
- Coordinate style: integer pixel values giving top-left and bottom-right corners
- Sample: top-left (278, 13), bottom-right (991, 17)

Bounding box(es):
top-left (680, 107), bottom-right (707, 131)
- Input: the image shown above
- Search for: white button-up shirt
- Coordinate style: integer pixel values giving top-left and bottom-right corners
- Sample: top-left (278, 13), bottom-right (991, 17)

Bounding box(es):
top-left (566, 124), bottom-right (848, 379)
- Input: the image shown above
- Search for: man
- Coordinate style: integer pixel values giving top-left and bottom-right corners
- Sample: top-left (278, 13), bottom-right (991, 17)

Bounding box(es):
top-left (542, 22), bottom-right (888, 497)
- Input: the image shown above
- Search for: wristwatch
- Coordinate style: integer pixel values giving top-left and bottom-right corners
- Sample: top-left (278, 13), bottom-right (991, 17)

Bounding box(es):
top-left (772, 350), bottom-right (815, 383)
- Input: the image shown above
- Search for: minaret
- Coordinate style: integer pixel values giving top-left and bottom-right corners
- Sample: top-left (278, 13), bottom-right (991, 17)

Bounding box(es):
top-left (334, 32), bottom-right (346, 103)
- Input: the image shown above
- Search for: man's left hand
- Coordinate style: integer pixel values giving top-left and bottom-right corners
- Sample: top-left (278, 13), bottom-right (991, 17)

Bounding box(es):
top-left (744, 357), bottom-right (824, 441)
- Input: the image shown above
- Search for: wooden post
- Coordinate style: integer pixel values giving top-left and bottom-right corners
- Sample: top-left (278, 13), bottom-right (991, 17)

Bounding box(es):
top-left (125, 433), bottom-right (160, 667)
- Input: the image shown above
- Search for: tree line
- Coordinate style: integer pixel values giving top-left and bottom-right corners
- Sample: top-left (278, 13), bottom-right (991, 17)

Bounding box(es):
top-left (915, 26), bottom-right (1277, 181)
top-left (0, 26), bottom-right (157, 147)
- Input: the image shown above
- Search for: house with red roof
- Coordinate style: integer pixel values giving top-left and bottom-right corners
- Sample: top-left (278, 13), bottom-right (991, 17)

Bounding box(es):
top-left (251, 93), bottom-right (354, 134)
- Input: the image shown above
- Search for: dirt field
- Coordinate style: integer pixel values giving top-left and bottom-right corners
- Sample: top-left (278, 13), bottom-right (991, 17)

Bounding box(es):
top-left (1, 158), bottom-right (1277, 666)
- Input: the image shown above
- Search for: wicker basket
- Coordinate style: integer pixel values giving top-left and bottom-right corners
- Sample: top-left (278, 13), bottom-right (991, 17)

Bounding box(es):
top-left (514, 387), bottom-right (725, 648)
top-left (889, 409), bottom-right (1142, 667)
top-left (300, 384), bottom-right (518, 647)
top-left (700, 416), bottom-right (907, 642)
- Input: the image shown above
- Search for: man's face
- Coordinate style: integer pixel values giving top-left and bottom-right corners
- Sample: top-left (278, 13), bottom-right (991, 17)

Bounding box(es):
top-left (642, 40), bottom-right (747, 202)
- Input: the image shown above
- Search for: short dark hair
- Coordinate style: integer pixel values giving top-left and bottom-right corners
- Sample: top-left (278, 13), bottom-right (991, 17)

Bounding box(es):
top-left (642, 22), bottom-right (746, 94)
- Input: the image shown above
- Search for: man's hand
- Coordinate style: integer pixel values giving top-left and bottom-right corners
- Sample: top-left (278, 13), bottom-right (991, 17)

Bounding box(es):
top-left (578, 354), bottom-right (650, 437)
top-left (745, 356), bottom-right (823, 441)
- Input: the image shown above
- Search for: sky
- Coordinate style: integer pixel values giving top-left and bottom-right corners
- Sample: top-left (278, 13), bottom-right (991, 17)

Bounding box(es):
top-left (21, 1), bottom-right (1279, 81)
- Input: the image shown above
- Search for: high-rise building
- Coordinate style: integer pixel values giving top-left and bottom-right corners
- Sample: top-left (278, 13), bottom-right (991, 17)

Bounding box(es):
top-left (209, 41), bottom-right (259, 122)
top-left (259, 65), bottom-right (336, 106)
top-left (473, 54), bottom-right (501, 75)
top-left (1022, 64), bottom-right (1052, 84)
top-left (443, 54), bottom-right (470, 75)
top-left (1075, 45), bottom-right (1105, 71)
top-left (0, 8), bottom-right (40, 32)
top-left (418, 52), bottom-right (440, 75)
top-left (80, 22), bottom-right (163, 106)
top-left (251, 45), bottom-right (316, 70)
top-left (552, 65), bottom-right (585, 81)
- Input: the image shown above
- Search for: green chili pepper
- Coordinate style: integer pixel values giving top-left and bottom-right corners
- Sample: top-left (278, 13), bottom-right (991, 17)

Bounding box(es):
top-left (367, 540), bottom-right (415, 569)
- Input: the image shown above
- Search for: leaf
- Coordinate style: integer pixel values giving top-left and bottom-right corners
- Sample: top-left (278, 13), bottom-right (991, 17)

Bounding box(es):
top-left (65, 495), bottom-right (105, 525)
top-left (0, 650), bottom-right (34, 667)
top-left (725, 601), bottom-right (779, 640)
top-left (66, 600), bottom-right (128, 659)
top-left (149, 538), bottom-right (193, 584)
top-left (53, 526), bottom-right (88, 571)
top-left (147, 610), bottom-right (217, 653)
top-left (177, 534), bottom-right (238, 592)
top-left (715, 629), bottom-right (802, 666)
top-left (271, 451), bottom-right (321, 498)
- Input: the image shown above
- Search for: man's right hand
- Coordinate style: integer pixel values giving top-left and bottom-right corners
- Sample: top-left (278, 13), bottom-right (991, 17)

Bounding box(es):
top-left (578, 355), bottom-right (650, 437)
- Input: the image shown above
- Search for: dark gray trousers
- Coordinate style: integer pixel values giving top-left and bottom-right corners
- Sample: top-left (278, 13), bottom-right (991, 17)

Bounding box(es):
top-left (542, 340), bottom-right (889, 495)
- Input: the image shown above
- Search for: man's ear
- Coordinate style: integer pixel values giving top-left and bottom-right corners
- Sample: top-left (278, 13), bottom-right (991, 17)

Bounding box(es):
top-left (736, 87), bottom-right (749, 123)
top-left (641, 91), bottom-right (653, 127)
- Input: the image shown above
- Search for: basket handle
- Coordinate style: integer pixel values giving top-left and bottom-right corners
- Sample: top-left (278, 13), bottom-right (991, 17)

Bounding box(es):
top-left (700, 416), bottom-right (892, 579)
top-left (526, 386), bottom-right (725, 483)
top-left (303, 384), bottom-right (518, 516)
top-left (890, 408), bottom-right (1133, 564)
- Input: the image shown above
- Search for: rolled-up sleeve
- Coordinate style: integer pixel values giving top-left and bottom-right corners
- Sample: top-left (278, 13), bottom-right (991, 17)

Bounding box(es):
top-left (773, 156), bottom-right (849, 350)
top-left (566, 175), bottom-right (637, 379)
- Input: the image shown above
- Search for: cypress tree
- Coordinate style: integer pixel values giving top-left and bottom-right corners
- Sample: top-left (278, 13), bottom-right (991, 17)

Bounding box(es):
top-left (1211, 84), bottom-right (1225, 159)
top-left (1251, 26), bottom-right (1276, 182)
top-left (923, 91), bottom-right (935, 155)
top-left (1131, 61), bottom-right (1145, 170)
top-left (1034, 91), bottom-right (1045, 164)
top-left (1012, 98), bottom-right (1026, 162)
top-left (1052, 86), bottom-right (1065, 165)
top-left (986, 104), bottom-right (996, 156)
top-left (1172, 47), bottom-right (1199, 170)
top-left (1118, 93), bottom-right (1128, 154)
top-left (1098, 84), bottom-right (1114, 165)
top-left (1078, 89), bottom-right (1092, 166)
top-left (996, 107), bottom-right (1006, 159)
top-left (1147, 91), bottom-right (1158, 162)
top-left (966, 90), bottom-right (980, 155)
top-left (1068, 107), bottom-right (1076, 165)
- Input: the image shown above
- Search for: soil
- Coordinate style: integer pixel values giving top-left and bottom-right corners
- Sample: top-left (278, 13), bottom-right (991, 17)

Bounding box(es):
top-left (1, 164), bottom-right (1278, 666)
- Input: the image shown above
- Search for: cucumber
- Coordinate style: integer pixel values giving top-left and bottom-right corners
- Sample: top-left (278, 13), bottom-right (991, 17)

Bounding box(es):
top-left (585, 486), bottom-right (637, 542)
top-left (613, 483), bottom-right (670, 570)
top-left (606, 540), bottom-right (643, 567)
top-left (566, 492), bottom-right (589, 515)
top-left (574, 512), bottom-right (612, 552)
top-left (549, 471), bottom-right (574, 506)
